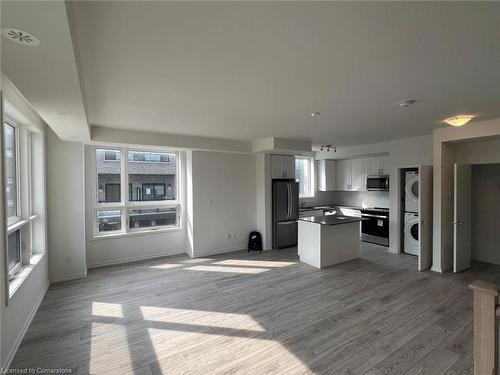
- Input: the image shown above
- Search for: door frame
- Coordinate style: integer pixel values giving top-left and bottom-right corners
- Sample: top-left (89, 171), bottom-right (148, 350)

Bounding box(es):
top-left (397, 166), bottom-right (419, 255)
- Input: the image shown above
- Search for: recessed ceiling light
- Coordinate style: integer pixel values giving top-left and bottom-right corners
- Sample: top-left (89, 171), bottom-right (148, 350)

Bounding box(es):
top-left (443, 115), bottom-right (474, 127)
top-left (310, 112), bottom-right (320, 118)
top-left (2, 27), bottom-right (40, 47)
top-left (399, 99), bottom-right (416, 108)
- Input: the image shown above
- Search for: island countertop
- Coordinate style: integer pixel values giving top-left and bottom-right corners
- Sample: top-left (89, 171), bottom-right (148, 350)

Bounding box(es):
top-left (299, 215), bottom-right (367, 226)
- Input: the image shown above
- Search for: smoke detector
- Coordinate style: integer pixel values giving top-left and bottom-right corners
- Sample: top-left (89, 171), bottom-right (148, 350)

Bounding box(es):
top-left (2, 27), bottom-right (40, 47)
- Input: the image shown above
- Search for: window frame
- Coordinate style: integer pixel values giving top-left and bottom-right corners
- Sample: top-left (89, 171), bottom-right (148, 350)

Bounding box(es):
top-left (295, 156), bottom-right (315, 198)
top-left (3, 113), bottom-right (40, 282)
top-left (4, 119), bottom-right (21, 226)
top-left (93, 146), bottom-right (181, 238)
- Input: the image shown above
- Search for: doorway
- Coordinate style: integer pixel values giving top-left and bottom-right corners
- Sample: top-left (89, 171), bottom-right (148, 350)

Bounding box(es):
top-left (453, 163), bottom-right (500, 272)
top-left (398, 165), bottom-right (433, 271)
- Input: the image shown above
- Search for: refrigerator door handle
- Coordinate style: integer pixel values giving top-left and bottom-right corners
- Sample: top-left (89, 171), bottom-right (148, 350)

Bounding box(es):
top-left (287, 184), bottom-right (291, 219)
top-left (277, 220), bottom-right (297, 225)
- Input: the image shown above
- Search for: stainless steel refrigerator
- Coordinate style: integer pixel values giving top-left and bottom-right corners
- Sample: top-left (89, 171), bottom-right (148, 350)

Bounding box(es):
top-left (272, 180), bottom-right (299, 249)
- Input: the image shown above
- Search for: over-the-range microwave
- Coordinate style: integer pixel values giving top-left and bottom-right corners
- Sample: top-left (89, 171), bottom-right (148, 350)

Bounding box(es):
top-left (366, 175), bottom-right (389, 191)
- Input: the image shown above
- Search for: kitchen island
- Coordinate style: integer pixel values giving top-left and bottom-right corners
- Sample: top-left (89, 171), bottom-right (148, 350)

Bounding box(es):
top-left (298, 215), bottom-right (366, 269)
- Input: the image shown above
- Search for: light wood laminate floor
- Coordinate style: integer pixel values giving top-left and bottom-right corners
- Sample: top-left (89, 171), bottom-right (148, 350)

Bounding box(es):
top-left (10, 243), bottom-right (500, 374)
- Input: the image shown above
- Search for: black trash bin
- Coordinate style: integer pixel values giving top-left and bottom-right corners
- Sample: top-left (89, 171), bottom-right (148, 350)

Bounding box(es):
top-left (248, 231), bottom-right (262, 253)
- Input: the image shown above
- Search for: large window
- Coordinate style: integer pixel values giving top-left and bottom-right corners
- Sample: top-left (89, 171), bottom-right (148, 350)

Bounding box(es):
top-left (3, 114), bottom-right (42, 281)
top-left (295, 157), bottom-right (314, 198)
top-left (94, 148), bottom-right (180, 236)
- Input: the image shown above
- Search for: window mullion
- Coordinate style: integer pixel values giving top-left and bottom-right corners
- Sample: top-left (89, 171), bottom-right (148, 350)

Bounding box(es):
top-left (122, 147), bottom-right (129, 233)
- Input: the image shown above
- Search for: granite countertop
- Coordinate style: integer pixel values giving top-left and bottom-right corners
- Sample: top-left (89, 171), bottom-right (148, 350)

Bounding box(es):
top-left (299, 215), bottom-right (368, 226)
top-left (299, 204), bottom-right (363, 212)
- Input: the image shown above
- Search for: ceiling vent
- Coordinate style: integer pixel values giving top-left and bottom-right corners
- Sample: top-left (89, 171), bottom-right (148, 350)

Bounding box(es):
top-left (2, 27), bottom-right (40, 47)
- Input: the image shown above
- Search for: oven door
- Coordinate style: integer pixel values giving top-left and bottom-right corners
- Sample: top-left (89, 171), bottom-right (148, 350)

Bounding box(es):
top-left (361, 214), bottom-right (389, 238)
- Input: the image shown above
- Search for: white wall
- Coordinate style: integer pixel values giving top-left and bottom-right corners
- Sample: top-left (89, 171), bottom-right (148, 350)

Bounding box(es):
top-left (46, 129), bottom-right (87, 282)
top-left (83, 145), bottom-right (258, 264)
top-left (471, 164), bottom-right (500, 265)
top-left (191, 151), bottom-right (257, 256)
top-left (256, 153), bottom-right (272, 250)
top-left (84, 147), bottom-right (187, 267)
top-left (315, 134), bottom-right (433, 253)
top-left (1, 77), bottom-right (49, 368)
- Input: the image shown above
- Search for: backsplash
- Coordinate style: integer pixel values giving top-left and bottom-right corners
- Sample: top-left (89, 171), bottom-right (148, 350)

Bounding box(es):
top-left (301, 191), bottom-right (389, 209)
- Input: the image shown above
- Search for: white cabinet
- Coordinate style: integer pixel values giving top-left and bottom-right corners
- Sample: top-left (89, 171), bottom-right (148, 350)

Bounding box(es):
top-left (335, 159), bottom-right (365, 191)
top-left (326, 156), bottom-right (389, 191)
top-left (368, 157), bottom-right (388, 175)
top-left (350, 159), bottom-right (364, 191)
top-left (335, 159), bottom-right (351, 191)
top-left (271, 155), bottom-right (296, 179)
top-left (317, 160), bottom-right (336, 191)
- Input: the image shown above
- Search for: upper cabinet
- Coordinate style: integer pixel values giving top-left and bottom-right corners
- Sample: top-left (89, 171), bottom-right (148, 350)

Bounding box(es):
top-left (313, 156), bottom-right (389, 191)
top-left (350, 158), bottom-right (364, 191)
top-left (368, 157), bottom-right (388, 175)
top-left (271, 155), bottom-right (296, 179)
top-left (335, 159), bottom-right (351, 191)
top-left (332, 156), bottom-right (388, 191)
top-left (317, 159), bottom-right (336, 191)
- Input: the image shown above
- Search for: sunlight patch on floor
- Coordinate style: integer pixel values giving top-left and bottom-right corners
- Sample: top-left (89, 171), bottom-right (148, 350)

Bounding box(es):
top-left (140, 305), bottom-right (266, 331)
top-left (181, 258), bottom-right (214, 263)
top-left (92, 302), bottom-right (124, 318)
top-left (149, 263), bottom-right (183, 270)
top-left (185, 265), bottom-right (270, 274)
top-left (213, 259), bottom-right (297, 268)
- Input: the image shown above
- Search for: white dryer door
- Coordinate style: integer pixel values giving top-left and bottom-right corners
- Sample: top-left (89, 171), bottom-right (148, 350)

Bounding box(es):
top-left (405, 174), bottom-right (419, 212)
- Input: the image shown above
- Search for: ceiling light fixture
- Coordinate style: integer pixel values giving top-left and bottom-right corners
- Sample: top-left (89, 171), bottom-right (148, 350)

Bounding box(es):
top-left (399, 99), bottom-right (416, 108)
top-left (443, 115), bottom-right (474, 127)
top-left (2, 27), bottom-right (40, 47)
top-left (310, 112), bottom-right (320, 118)
top-left (320, 144), bottom-right (336, 152)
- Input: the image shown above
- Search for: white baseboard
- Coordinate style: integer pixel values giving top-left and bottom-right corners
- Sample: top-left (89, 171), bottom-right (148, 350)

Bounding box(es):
top-left (387, 247), bottom-right (398, 254)
top-left (87, 250), bottom-right (186, 269)
top-left (194, 245), bottom-right (247, 257)
top-left (3, 282), bottom-right (49, 369)
top-left (431, 265), bottom-right (444, 273)
top-left (50, 272), bottom-right (88, 284)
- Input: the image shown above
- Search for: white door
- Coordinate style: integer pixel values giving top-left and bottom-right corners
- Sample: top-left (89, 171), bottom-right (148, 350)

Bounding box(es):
top-left (271, 155), bottom-right (284, 178)
top-left (335, 160), bottom-right (350, 190)
top-left (418, 165), bottom-right (433, 271)
top-left (350, 159), bottom-right (363, 191)
top-left (282, 156), bottom-right (296, 179)
top-left (453, 163), bottom-right (472, 273)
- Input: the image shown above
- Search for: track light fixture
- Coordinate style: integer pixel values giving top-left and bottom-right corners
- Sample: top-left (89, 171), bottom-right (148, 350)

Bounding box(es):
top-left (320, 145), bottom-right (336, 152)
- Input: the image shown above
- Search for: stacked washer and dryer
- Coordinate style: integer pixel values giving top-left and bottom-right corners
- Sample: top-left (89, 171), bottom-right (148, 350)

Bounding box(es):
top-left (404, 171), bottom-right (420, 256)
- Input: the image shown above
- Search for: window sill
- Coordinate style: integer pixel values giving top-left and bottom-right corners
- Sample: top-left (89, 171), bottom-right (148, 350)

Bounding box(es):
top-left (93, 226), bottom-right (182, 241)
top-left (9, 253), bottom-right (45, 299)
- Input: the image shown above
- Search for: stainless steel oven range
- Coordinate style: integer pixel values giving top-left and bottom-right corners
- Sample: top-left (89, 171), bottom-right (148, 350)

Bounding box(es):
top-left (361, 207), bottom-right (389, 247)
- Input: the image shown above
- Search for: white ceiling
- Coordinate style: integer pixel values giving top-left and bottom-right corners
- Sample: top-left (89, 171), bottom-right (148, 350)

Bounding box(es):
top-left (1, 0), bottom-right (90, 142)
top-left (3, 2), bottom-right (500, 147)
top-left (69, 1), bottom-right (500, 146)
